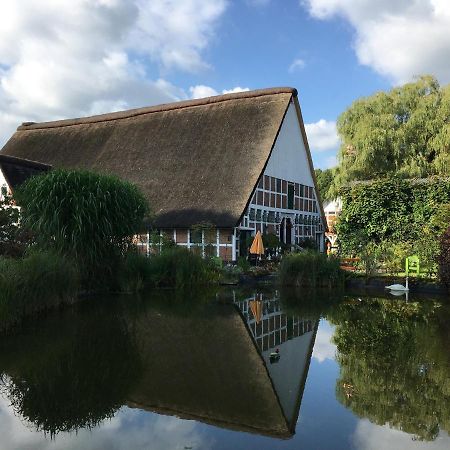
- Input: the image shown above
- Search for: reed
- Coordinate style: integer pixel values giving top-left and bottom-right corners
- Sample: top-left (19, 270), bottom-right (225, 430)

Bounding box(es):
top-left (0, 251), bottom-right (79, 332)
top-left (278, 251), bottom-right (344, 288)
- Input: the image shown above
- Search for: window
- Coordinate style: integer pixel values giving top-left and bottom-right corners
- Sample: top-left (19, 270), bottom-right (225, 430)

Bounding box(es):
top-left (190, 229), bottom-right (202, 244)
top-left (287, 184), bottom-right (294, 209)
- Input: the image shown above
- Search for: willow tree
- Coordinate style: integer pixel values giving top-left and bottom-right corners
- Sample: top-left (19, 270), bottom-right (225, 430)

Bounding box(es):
top-left (16, 169), bottom-right (149, 285)
top-left (335, 75), bottom-right (450, 187)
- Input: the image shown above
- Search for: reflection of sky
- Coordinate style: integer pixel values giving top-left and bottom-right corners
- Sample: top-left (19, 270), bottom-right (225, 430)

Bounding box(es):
top-left (312, 319), bottom-right (336, 363)
top-left (2, 317), bottom-right (449, 450)
top-left (353, 419), bottom-right (450, 450)
top-left (0, 396), bottom-right (215, 450)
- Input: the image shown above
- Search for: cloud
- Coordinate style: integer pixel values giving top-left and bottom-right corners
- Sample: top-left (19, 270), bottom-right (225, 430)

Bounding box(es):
top-left (302, 0), bottom-right (450, 84)
top-left (222, 86), bottom-right (250, 94)
top-left (0, 0), bottom-right (228, 146)
top-left (189, 85), bottom-right (250, 99)
top-left (189, 85), bottom-right (219, 98)
top-left (353, 419), bottom-right (450, 450)
top-left (289, 58), bottom-right (306, 73)
top-left (312, 320), bottom-right (336, 363)
top-left (305, 119), bottom-right (340, 152)
top-left (0, 394), bottom-right (214, 450)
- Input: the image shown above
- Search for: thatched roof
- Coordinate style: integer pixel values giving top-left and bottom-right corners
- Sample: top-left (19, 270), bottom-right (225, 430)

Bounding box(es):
top-left (0, 88), bottom-right (306, 228)
top-left (0, 154), bottom-right (52, 191)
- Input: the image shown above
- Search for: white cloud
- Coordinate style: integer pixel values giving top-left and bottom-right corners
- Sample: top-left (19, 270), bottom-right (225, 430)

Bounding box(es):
top-left (289, 58), bottom-right (306, 73)
top-left (189, 85), bottom-right (250, 99)
top-left (302, 0), bottom-right (450, 84)
top-left (353, 419), bottom-right (450, 450)
top-left (312, 320), bottom-right (336, 363)
top-left (189, 85), bottom-right (219, 99)
top-left (222, 86), bottom-right (250, 94)
top-left (0, 394), bottom-right (214, 450)
top-left (0, 0), bottom-right (228, 146)
top-left (305, 119), bottom-right (340, 152)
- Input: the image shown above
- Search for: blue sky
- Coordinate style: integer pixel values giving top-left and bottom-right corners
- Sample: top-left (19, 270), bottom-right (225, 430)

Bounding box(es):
top-left (0, 1), bottom-right (449, 169)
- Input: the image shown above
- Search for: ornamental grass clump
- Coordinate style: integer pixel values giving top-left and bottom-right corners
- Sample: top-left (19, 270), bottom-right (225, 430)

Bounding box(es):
top-left (278, 251), bottom-right (344, 288)
top-left (0, 251), bottom-right (79, 333)
top-left (15, 169), bottom-right (149, 287)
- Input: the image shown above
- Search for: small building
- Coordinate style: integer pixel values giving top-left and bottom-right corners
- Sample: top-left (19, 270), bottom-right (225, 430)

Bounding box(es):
top-left (0, 87), bottom-right (326, 260)
top-left (323, 198), bottom-right (342, 252)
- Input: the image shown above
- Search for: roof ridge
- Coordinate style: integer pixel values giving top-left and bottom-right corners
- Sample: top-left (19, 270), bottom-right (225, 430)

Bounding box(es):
top-left (17, 87), bottom-right (297, 131)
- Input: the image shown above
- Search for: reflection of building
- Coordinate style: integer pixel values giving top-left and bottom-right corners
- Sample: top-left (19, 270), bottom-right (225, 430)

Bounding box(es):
top-left (1, 88), bottom-right (326, 260)
top-left (324, 198), bottom-right (342, 251)
top-left (234, 294), bottom-right (314, 352)
top-left (234, 293), bottom-right (318, 432)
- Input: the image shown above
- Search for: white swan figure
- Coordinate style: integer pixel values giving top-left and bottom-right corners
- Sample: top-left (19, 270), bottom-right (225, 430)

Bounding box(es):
top-left (385, 277), bottom-right (409, 292)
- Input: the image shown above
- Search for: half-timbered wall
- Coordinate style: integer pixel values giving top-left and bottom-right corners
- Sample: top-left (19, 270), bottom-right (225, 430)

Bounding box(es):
top-left (239, 102), bottom-right (324, 248)
top-left (135, 228), bottom-right (236, 261)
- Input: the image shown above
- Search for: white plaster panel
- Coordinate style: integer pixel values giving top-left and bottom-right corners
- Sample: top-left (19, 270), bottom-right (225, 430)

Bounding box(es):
top-left (264, 102), bottom-right (315, 186)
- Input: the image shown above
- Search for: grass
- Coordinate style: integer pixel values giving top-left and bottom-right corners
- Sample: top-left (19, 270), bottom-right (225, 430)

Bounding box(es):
top-left (278, 251), bottom-right (345, 288)
top-left (118, 247), bottom-right (221, 292)
top-left (0, 251), bottom-right (79, 333)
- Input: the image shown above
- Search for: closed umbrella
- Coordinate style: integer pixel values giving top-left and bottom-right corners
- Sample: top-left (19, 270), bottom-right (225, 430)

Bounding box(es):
top-left (249, 231), bottom-right (265, 259)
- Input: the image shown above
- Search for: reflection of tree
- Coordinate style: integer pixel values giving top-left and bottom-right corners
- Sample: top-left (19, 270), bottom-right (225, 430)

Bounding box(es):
top-left (328, 299), bottom-right (450, 441)
top-left (0, 307), bottom-right (142, 437)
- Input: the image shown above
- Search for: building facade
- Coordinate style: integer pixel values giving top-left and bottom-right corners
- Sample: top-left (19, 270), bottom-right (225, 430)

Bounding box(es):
top-left (0, 87), bottom-right (326, 261)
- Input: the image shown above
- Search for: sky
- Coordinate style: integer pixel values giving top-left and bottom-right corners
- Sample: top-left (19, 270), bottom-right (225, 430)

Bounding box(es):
top-left (0, 0), bottom-right (450, 169)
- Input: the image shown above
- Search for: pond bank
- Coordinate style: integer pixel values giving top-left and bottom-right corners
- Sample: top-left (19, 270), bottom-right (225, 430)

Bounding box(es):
top-left (346, 276), bottom-right (448, 296)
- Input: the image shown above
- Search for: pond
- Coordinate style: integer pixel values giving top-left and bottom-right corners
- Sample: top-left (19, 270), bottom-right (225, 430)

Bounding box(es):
top-left (0, 287), bottom-right (449, 450)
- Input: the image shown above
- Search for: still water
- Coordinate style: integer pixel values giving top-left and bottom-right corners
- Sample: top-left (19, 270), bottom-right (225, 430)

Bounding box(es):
top-left (0, 288), bottom-right (449, 450)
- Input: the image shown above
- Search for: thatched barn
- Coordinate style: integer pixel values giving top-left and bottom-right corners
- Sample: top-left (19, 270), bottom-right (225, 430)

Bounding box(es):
top-left (0, 87), bottom-right (325, 260)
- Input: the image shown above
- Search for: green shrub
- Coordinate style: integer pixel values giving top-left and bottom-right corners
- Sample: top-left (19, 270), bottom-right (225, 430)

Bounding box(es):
top-left (278, 251), bottom-right (344, 288)
top-left (237, 256), bottom-right (250, 272)
top-left (0, 251), bottom-right (79, 332)
top-left (118, 247), bottom-right (220, 290)
top-left (147, 247), bottom-right (219, 288)
top-left (15, 169), bottom-right (149, 287)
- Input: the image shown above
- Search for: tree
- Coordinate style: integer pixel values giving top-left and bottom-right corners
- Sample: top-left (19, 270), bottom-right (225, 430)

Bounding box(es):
top-left (15, 169), bottom-right (149, 284)
top-left (314, 168), bottom-right (335, 201)
top-left (336, 75), bottom-right (450, 187)
top-left (0, 193), bottom-right (32, 257)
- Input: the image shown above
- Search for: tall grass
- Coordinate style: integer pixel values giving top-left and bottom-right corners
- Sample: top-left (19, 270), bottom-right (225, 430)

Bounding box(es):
top-left (0, 251), bottom-right (79, 332)
top-left (278, 251), bottom-right (344, 288)
top-left (119, 248), bottom-right (220, 291)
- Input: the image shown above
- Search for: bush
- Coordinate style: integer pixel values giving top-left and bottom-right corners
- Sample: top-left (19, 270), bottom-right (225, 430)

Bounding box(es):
top-left (0, 251), bottom-right (79, 332)
top-left (118, 247), bottom-right (220, 290)
top-left (278, 251), bottom-right (344, 288)
top-left (438, 226), bottom-right (450, 289)
top-left (15, 169), bottom-right (149, 287)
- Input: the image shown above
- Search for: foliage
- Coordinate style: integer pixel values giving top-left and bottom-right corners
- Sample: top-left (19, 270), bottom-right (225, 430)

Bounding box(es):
top-left (0, 304), bottom-right (142, 436)
top-left (278, 251), bottom-right (344, 288)
top-left (262, 232), bottom-right (280, 250)
top-left (337, 178), bottom-right (450, 276)
top-left (315, 168), bottom-right (336, 201)
top-left (15, 169), bottom-right (149, 285)
top-left (237, 256), bottom-right (251, 272)
top-left (335, 75), bottom-right (450, 188)
top-left (0, 193), bottom-right (32, 257)
top-left (327, 299), bottom-right (450, 441)
top-left (438, 226), bottom-right (450, 289)
top-left (298, 237), bottom-right (318, 251)
top-left (118, 247), bottom-right (220, 290)
top-left (0, 251), bottom-right (79, 332)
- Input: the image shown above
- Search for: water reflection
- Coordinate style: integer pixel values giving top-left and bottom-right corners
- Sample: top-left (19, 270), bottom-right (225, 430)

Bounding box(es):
top-left (0, 290), bottom-right (318, 442)
top-left (329, 297), bottom-right (450, 442)
top-left (0, 289), bottom-right (449, 450)
top-left (234, 292), bottom-right (318, 432)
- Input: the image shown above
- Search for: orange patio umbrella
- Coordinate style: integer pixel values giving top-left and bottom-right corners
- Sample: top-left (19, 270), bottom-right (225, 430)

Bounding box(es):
top-left (249, 299), bottom-right (263, 324)
top-left (249, 230), bottom-right (265, 256)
